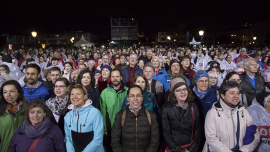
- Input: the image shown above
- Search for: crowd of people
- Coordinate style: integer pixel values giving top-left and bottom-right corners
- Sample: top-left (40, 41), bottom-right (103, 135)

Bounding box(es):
top-left (0, 45), bottom-right (270, 152)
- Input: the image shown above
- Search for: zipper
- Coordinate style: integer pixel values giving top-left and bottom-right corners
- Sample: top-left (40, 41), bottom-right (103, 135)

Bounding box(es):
top-left (231, 110), bottom-right (236, 146)
top-left (77, 111), bottom-right (79, 132)
top-left (136, 116), bottom-right (138, 152)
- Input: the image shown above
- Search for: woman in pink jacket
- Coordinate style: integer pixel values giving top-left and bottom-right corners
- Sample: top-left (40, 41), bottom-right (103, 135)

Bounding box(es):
top-left (203, 81), bottom-right (260, 152)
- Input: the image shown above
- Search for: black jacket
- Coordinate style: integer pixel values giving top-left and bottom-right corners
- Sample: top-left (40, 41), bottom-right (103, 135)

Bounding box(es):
top-left (161, 102), bottom-right (201, 152)
top-left (87, 87), bottom-right (100, 110)
top-left (240, 72), bottom-right (264, 106)
top-left (111, 105), bottom-right (159, 152)
top-left (138, 56), bottom-right (152, 65)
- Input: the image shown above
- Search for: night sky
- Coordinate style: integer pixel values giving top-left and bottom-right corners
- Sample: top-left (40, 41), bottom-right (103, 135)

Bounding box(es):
top-left (0, 0), bottom-right (269, 37)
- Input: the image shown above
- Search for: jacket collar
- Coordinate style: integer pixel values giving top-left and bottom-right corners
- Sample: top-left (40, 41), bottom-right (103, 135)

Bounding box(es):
top-left (126, 104), bottom-right (147, 117)
top-left (68, 99), bottom-right (92, 110)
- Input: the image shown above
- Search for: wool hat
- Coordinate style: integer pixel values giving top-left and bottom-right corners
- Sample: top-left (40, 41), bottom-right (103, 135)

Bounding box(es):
top-left (169, 78), bottom-right (185, 91)
top-left (194, 71), bottom-right (209, 84)
top-left (26, 58), bottom-right (35, 65)
top-left (170, 59), bottom-right (180, 67)
top-left (101, 65), bottom-right (112, 72)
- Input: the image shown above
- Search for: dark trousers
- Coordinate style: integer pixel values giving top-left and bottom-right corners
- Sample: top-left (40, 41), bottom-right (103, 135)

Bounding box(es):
top-left (103, 132), bottom-right (113, 152)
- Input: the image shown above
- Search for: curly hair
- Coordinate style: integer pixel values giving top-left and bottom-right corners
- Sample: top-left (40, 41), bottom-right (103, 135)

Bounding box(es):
top-left (24, 99), bottom-right (51, 119)
top-left (169, 84), bottom-right (194, 104)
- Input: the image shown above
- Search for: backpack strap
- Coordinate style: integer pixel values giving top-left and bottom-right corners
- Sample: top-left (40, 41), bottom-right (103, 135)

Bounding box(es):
top-left (145, 109), bottom-right (151, 126)
top-left (121, 110), bottom-right (126, 127)
top-left (121, 109), bottom-right (151, 127)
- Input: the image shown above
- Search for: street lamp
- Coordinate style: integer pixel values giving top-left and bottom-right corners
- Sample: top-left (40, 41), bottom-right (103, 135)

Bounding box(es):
top-left (167, 36), bottom-right (171, 40)
top-left (199, 30), bottom-right (204, 36)
top-left (31, 31), bottom-right (37, 48)
top-left (253, 37), bottom-right (257, 40)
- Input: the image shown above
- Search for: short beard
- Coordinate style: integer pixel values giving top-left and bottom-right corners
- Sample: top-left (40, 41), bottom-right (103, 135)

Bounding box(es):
top-left (112, 81), bottom-right (120, 87)
top-left (27, 79), bottom-right (38, 85)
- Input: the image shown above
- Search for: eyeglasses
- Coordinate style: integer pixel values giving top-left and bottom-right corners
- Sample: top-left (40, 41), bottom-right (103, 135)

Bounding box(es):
top-left (209, 77), bottom-right (217, 80)
top-left (54, 85), bottom-right (66, 89)
top-left (175, 88), bottom-right (188, 93)
top-left (230, 79), bottom-right (241, 83)
top-left (128, 95), bottom-right (143, 100)
top-left (198, 80), bottom-right (209, 84)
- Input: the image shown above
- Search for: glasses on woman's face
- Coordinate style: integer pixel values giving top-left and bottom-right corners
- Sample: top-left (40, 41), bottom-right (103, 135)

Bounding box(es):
top-left (54, 85), bottom-right (66, 89)
top-left (209, 77), bottom-right (217, 80)
top-left (198, 80), bottom-right (209, 84)
top-left (175, 88), bottom-right (188, 93)
top-left (128, 95), bottom-right (143, 100)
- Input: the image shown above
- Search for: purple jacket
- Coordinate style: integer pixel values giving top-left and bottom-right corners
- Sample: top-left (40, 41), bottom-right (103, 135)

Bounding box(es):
top-left (8, 121), bottom-right (66, 152)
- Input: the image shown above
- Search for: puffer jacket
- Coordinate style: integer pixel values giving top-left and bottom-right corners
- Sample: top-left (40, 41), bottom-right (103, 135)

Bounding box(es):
top-left (111, 105), bottom-right (159, 152)
top-left (239, 72), bottom-right (265, 106)
top-left (22, 81), bottom-right (51, 102)
top-left (161, 102), bottom-right (201, 152)
top-left (203, 98), bottom-right (260, 152)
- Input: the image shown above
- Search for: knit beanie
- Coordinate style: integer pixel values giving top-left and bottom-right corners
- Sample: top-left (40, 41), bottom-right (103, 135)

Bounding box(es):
top-left (170, 59), bottom-right (180, 67)
top-left (169, 78), bottom-right (185, 91)
top-left (194, 71), bottom-right (209, 84)
top-left (101, 65), bottom-right (112, 72)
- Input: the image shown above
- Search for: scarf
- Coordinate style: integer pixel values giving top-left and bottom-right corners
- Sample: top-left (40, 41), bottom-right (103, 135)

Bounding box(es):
top-left (84, 84), bottom-right (92, 91)
top-left (22, 117), bottom-right (51, 139)
top-left (223, 98), bottom-right (240, 108)
top-left (175, 102), bottom-right (188, 110)
top-left (181, 67), bottom-right (194, 82)
top-left (6, 100), bottom-right (24, 117)
top-left (155, 69), bottom-right (159, 76)
top-left (193, 86), bottom-right (208, 100)
top-left (128, 65), bottom-right (136, 87)
top-left (129, 106), bottom-right (141, 116)
top-left (109, 81), bottom-right (125, 93)
top-left (46, 95), bottom-right (69, 115)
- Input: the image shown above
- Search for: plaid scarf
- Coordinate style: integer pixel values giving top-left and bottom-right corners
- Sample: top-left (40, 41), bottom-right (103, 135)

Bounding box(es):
top-left (46, 95), bottom-right (70, 115)
top-left (129, 106), bottom-right (141, 116)
top-left (128, 65), bottom-right (136, 87)
top-left (6, 99), bottom-right (24, 117)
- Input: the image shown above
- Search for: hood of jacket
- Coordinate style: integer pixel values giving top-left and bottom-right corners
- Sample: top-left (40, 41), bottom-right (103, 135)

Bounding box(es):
top-left (68, 99), bottom-right (92, 110)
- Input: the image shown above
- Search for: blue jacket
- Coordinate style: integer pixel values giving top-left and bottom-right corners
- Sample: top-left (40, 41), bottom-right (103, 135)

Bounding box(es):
top-left (192, 87), bottom-right (217, 120)
top-left (22, 81), bottom-right (51, 102)
top-left (258, 60), bottom-right (265, 69)
top-left (122, 65), bottom-right (143, 86)
top-left (64, 100), bottom-right (104, 152)
top-left (121, 89), bottom-right (160, 115)
top-left (153, 69), bottom-right (170, 92)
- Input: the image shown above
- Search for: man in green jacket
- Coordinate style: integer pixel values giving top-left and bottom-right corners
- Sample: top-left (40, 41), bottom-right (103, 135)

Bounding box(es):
top-left (100, 69), bottom-right (128, 152)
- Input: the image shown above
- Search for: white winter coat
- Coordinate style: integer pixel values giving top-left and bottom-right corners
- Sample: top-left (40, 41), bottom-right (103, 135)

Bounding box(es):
top-left (203, 99), bottom-right (260, 152)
